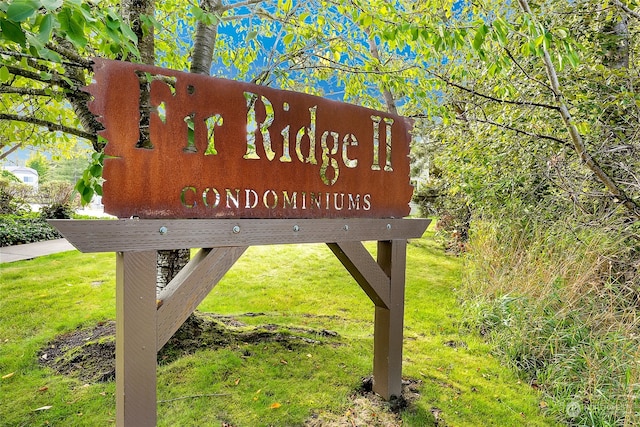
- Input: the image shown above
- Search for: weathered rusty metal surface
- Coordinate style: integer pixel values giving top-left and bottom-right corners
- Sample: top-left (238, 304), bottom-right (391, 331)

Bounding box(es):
top-left (86, 58), bottom-right (414, 219)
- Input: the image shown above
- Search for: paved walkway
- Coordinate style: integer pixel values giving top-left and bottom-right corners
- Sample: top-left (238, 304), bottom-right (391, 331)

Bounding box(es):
top-left (0, 239), bottom-right (77, 263)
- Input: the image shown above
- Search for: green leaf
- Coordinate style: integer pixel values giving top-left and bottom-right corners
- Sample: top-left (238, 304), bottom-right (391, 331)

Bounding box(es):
top-left (74, 178), bottom-right (85, 194)
top-left (90, 164), bottom-right (102, 178)
top-left (0, 66), bottom-right (10, 82)
top-left (105, 14), bottom-right (120, 30)
top-left (0, 18), bottom-right (27, 46)
top-left (410, 26), bottom-right (419, 41)
top-left (119, 21), bottom-right (138, 44)
top-left (81, 185), bottom-right (94, 204)
top-left (37, 13), bottom-right (53, 43)
top-left (362, 14), bottom-right (372, 28)
top-left (38, 70), bottom-right (52, 81)
top-left (282, 32), bottom-right (293, 45)
top-left (7, 0), bottom-right (40, 23)
top-left (190, 4), bottom-right (203, 20)
top-left (58, 6), bottom-right (88, 47)
top-left (492, 18), bottom-right (508, 45)
top-left (473, 24), bottom-right (487, 51)
top-left (382, 28), bottom-right (397, 41)
top-left (41, 0), bottom-right (62, 11)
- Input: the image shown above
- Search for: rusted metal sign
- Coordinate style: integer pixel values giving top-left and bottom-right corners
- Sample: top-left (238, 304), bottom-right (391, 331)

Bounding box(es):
top-left (87, 58), bottom-right (414, 219)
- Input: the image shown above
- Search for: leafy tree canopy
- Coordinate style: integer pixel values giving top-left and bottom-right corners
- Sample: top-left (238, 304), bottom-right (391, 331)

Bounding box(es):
top-left (1, 0), bottom-right (639, 225)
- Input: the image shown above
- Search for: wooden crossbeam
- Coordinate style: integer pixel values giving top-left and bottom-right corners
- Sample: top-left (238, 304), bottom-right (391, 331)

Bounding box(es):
top-left (50, 218), bottom-right (429, 252)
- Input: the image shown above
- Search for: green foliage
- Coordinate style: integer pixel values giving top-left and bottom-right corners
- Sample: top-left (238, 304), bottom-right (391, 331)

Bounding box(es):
top-left (1, 0), bottom-right (139, 61)
top-left (26, 152), bottom-right (50, 183)
top-left (0, 213), bottom-right (61, 246)
top-left (462, 220), bottom-right (640, 426)
top-left (0, 0), bottom-right (140, 159)
top-left (37, 180), bottom-right (75, 206)
top-left (48, 152), bottom-right (91, 184)
top-left (39, 202), bottom-right (73, 219)
top-left (0, 170), bottom-right (20, 183)
top-left (74, 150), bottom-right (103, 206)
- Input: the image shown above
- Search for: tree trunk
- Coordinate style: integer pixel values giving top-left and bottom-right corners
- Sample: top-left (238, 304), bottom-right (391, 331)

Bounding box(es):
top-left (121, 0), bottom-right (155, 66)
top-left (190, 0), bottom-right (221, 75)
top-left (121, 0), bottom-right (192, 286)
top-left (156, 249), bottom-right (192, 292)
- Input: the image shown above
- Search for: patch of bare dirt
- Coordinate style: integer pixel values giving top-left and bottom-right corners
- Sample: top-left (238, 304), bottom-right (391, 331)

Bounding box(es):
top-left (39, 313), bottom-right (428, 426)
top-left (38, 312), bottom-right (340, 383)
top-left (38, 320), bottom-right (116, 383)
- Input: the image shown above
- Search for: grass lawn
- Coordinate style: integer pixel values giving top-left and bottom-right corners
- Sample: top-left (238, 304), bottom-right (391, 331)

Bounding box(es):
top-left (0, 230), bottom-right (560, 426)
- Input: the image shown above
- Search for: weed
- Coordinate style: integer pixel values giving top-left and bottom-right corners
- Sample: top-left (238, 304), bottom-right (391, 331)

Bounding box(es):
top-left (462, 220), bottom-right (640, 426)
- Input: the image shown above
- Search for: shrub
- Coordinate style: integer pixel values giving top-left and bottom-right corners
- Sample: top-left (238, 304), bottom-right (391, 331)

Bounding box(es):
top-left (37, 181), bottom-right (76, 206)
top-left (40, 203), bottom-right (74, 219)
top-left (0, 214), bottom-right (61, 247)
top-left (461, 220), bottom-right (640, 426)
top-left (0, 179), bottom-right (30, 215)
top-left (37, 181), bottom-right (77, 220)
top-left (412, 178), bottom-right (471, 253)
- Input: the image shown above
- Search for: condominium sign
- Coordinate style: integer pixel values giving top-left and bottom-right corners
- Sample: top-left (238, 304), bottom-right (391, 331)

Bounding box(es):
top-left (87, 59), bottom-right (414, 219)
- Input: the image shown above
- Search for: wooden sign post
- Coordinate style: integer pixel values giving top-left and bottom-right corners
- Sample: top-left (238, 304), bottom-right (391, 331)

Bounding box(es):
top-left (51, 59), bottom-right (429, 426)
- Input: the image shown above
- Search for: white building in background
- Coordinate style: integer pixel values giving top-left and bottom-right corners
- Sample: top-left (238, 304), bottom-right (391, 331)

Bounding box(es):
top-left (2, 166), bottom-right (39, 190)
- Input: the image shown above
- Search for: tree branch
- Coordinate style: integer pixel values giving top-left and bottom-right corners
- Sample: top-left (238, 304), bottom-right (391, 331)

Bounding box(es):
top-left (0, 85), bottom-right (59, 97)
top-left (409, 113), bottom-right (571, 148)
top-left (502, 47), bottom-right (554, 93)
top-left (221, 0), bottom-right (263, 12)
top-left (45, 42), bottom-right (93, 69)
top-left (0, 49), bottom-right (89, 69)
top-left (3, 64), bottom-right (72, 89)
top-left (518, 0), bottom-right (640, 218)
top-left (467, 117), bottom-right (571, 148)
top-left (0, 142), bottom-right (23, 161)
top-left (0, 113), bottom-right (97, 144)
top-left (42, 38), bottom-right (105, 151)
top-left (291, 56), bottom-right (419, 76)
top-left (430, 71), bottom-right (561, 111)
top-left (611, 0), bottom-right (640, 21)
top-left (366, 29), bottom-right (398, 115)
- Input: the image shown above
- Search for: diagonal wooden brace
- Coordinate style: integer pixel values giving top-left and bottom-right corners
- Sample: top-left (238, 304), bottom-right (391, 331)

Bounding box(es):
top-left (156, 246), bottom-right (247, 350)
top-left (327, 241), bottom-right (390, 308)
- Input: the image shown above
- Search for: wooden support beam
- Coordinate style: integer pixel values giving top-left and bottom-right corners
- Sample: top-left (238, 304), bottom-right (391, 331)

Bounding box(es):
top-left (327, 241), bottom-right (390, 308)
top-left (116, 251), bottom-right (158, 427)
top-left (50, 218), bottom-right (430, 252)
top-left (156, 246), bottom-right (247, 350)
top-left (372, 240), bottom-right (407, 400)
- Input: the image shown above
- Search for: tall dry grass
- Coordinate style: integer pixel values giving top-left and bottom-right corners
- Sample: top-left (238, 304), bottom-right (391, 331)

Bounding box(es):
top-left (461, 220), bottom-right (639, 426)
